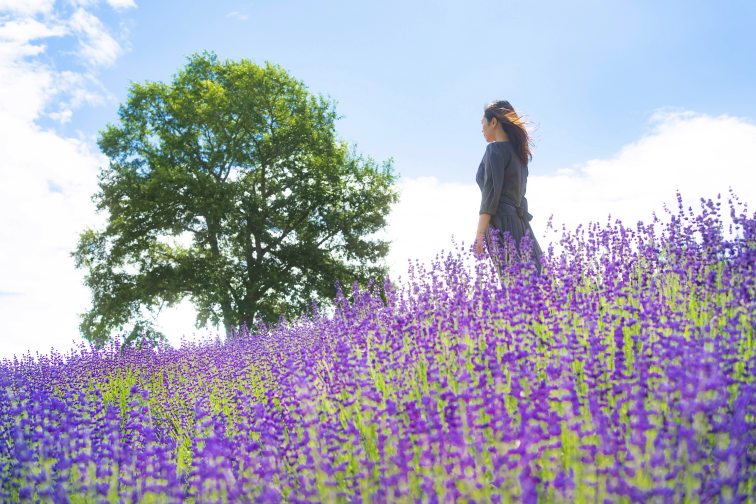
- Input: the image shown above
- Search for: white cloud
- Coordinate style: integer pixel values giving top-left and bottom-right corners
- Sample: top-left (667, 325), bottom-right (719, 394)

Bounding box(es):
top-left (528, 110), bottom-right (756, 234)
top-left (0, 125), bottom-right (106, 360)
top-left (0, 19), bottom-right (67, 123)
top-left (385, 177), bottom-right (479, 280)
top-left (385, 111), bottom-right (756, 280)
top-left (0, 1), bottom-right (137, 360)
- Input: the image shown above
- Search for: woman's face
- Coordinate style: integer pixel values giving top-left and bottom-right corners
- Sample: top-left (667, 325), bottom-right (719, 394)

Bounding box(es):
top-left (481, 114), bottom-right (498, 142)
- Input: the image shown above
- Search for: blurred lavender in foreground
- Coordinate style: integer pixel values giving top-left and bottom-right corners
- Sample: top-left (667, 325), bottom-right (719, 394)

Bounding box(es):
top-left (1, 191), bottom-right (754, 502)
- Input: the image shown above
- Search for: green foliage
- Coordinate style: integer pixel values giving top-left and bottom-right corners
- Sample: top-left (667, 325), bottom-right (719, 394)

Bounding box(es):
top-left (72, 51), bottom-right (398, 346)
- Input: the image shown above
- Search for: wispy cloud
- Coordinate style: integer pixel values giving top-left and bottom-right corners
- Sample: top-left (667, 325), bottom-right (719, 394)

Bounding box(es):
top-left (226, 11), bottom-right (248, 22)
top-left (105, 0), bottom-right (135, 10)
top-left (0, 0), bottom-right (56, 17)
top-left (0, 0), bottom-right (134, 122)
top-left (64, 0), bottom-right (135, 10)
top-left (68, 7), bottom-right (122, 67)
top-left (0, 17), bottom-right (66, 49)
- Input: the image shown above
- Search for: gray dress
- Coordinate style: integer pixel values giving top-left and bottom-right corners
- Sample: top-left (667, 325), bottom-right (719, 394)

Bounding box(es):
top-left (476, 141), bottom-right (543, 273)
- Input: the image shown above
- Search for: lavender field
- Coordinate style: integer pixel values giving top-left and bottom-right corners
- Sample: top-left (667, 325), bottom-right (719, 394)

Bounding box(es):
top-left (1, 193), bottom-right (754, 503)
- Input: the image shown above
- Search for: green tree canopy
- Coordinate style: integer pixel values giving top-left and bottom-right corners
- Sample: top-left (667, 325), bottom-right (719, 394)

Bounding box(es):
top-left (72, 51), bottom-right (398, 346)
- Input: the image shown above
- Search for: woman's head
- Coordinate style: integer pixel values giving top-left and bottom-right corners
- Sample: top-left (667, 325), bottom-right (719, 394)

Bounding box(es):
top-left (482, 100), bottom-right (533, 165)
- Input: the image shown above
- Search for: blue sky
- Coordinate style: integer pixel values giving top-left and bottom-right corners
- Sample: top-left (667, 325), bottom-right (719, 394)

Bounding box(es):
top-left (2, 0), bottom-right (755, 357)
top-left (48, 0), bottom-right (756, 181)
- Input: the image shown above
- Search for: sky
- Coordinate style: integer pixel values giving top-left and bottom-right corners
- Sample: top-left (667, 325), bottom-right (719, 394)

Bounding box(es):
top-left (1, 0), bottom-right (755, 359)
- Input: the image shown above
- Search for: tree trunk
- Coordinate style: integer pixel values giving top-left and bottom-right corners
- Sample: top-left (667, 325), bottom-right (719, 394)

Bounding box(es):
top-left (224, 321), bottom-right (236, 339)
top-left (207, 216), bottom-right (237, 339)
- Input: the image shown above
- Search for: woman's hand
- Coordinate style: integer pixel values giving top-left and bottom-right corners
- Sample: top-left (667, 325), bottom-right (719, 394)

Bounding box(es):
top-left (474, 232), bottom-right (486, 259)
top-left (475, 213), bottom-right (491, 259)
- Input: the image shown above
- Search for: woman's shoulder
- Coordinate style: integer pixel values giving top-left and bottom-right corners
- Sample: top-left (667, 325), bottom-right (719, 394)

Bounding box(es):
top-left (486, 140), bottom-right (513, 150)
top-left (485, 141), bottom-right (514, 160)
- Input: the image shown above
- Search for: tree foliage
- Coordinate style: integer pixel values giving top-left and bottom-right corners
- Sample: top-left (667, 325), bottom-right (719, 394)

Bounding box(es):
top-left (72, 52), bottom-right (398, 346)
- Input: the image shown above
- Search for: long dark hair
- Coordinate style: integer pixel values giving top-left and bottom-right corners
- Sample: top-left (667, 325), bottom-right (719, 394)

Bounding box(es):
top-left (484, 100), bottom-right (533, 166)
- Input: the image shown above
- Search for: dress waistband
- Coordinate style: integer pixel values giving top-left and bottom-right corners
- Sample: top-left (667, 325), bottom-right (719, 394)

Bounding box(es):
top-left (500, 198), bottom-right (533, 222)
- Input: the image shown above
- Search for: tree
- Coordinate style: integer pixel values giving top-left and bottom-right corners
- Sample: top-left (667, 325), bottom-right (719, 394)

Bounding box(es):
top-left (72, 52), bottom-right (398, 346)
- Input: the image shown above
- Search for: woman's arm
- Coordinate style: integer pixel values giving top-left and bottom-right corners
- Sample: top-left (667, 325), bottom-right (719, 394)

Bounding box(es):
top-left (477, 212), bottom-right (491, 235)
top-left (476, 144), bottom-right (506, 258)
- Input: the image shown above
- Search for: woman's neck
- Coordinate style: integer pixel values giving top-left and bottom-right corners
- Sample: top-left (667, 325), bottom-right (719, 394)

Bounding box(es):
top-left (493, 130), bottom-right (510, 142)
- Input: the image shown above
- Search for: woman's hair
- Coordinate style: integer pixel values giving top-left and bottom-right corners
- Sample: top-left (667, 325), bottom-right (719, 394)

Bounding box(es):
top-left (484, 100), bottom-right (533, 166)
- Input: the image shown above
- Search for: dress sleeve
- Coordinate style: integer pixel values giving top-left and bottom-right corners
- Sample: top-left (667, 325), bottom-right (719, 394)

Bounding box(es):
top-left (479, 144), bottom-right (509, 216)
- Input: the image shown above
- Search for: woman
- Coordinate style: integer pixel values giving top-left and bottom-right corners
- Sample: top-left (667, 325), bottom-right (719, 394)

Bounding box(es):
top-left (474, 100), bottom-right (543, 275)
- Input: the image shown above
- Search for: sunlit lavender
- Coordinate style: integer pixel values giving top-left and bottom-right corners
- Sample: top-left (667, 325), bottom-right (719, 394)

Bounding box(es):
top-left (1, 192), bottom-right (754, 502)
